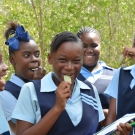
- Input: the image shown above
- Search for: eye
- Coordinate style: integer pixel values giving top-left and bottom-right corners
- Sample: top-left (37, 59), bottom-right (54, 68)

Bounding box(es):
top-left (83, 43), bottom-right (87, 48)
top-left (74, 59), bottom-right (81, 64)
top-left (24, 54), bottom-right (30, 58)
top-left (91, 43), bottom-right (98, 48)
top-left (35, 52), bottom-right (40, 57)
top-left (58, 58), bottom-right (66, 63)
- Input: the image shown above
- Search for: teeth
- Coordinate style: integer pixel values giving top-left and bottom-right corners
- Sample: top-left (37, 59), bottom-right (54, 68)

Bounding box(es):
top-left (31, 68), bottom-right (38, 71)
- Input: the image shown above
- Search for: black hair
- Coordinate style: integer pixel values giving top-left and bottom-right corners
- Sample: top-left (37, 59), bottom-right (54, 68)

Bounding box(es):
top-left (4, 21), bottom-right (34, 56)
top-left (50, 31), bottom-right (82, 53)
top-left (77, 27), bottom-right (101, 41)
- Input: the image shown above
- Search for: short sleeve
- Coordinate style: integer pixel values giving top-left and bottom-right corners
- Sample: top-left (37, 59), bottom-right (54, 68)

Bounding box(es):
top-left (92, 84), bottom-right (105, 122)
top-left (0, 107), bottom-right (10, 134)
top-left (104, 68), bottom-right (121, 99)
top-left (12, 82), bottom-right (38, 124)
top-left (0, 90), bottom-right (17, 121)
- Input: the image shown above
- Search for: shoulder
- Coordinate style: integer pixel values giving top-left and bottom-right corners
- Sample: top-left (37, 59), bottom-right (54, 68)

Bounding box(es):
top-left (19, 82), bottom-right (37, 100)
top-left (99, 61), bottom-right (117, 71)
top-left (0, 90), bottom-right (17, 103)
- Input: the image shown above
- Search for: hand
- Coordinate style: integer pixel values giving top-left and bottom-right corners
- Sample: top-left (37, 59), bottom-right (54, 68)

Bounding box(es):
top-left (115, 123), bottom-right (132, 135)
top-left (32, 66), bottom-right (46, 80)
top-left (123, 46), bottom-right (135, 60)
top-left (54, 81), bottom-right (71, 111)
top-left (100, 109), bottom-right (109, 127)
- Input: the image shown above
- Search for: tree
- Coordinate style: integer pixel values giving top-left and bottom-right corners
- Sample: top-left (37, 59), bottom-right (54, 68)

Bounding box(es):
top-left (0, 0), bottom-right (135, 79)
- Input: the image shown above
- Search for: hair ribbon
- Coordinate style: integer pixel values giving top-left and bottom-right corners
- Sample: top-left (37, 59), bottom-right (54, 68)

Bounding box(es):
top-left (5, 24), bottom-right (30, 50)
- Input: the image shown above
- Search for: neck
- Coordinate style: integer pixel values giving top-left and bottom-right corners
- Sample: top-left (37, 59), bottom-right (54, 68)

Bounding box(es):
top-left (15, 74), bottom-right (30, 83)
top-left (83, 62), bottom-right (100, 72)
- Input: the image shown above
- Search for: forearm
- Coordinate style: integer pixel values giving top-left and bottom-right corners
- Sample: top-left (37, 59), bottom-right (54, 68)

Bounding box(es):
top-left (16, 106), bottom-right (63, 135)
top-left (105, 113), bottom-right (116, 126)
top-left (9, 120), bottom-right (16, 133)
top-left (105, 97), bottom-right (116, 126)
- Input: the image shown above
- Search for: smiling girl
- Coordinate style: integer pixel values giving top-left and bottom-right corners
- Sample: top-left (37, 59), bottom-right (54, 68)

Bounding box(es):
top-left (11, 31), bottom-right (131, 135)
top-left (0, 21), bottom-right (45, 134)
top-left (0, 49), bottom-right (10, 135)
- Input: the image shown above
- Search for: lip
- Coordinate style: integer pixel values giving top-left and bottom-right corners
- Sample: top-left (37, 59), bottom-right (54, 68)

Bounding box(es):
top-left (0, 73), bottom-right (7, 79)
top-left (29, 67), bottom-right (39, 72)
top-left (0, 73), bottom-right (7, 86)
top-left (84, 52), bottom-right (94, 56)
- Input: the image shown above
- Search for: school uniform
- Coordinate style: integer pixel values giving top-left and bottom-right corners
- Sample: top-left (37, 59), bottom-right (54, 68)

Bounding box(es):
top-left (77, 61), bottom-right (116, 109)
top-left (0, 74), bottom-right (25, 135)
top-left (12, 72), bottom-right (104, 135)
top-left (0, 106), bottom-right (10, 134)
top-left (105, 65), bottom-right (135, 135)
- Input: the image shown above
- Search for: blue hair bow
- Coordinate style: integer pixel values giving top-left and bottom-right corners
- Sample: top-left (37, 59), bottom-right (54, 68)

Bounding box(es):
top-left (5, 24), bottom-right (30, 50)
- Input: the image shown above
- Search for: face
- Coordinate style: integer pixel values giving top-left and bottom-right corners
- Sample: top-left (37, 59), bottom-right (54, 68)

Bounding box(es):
top-left (0, 50), bottom-right (8, 91)
top-left (80, 33), bottom-right (101, 66)
top-left (48, 41), bottom-right (83, 86)
top-left (11, 40), bottom-right (40, 81)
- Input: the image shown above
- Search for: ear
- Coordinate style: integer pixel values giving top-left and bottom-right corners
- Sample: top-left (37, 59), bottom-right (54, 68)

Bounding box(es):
top-left (9, 55), bottom-right (16, 66)
top-left (48, 53), bottom-right (52, 64)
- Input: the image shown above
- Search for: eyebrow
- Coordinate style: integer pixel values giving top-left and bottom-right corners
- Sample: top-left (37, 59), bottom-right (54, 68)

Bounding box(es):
top-left (58, 54), bottom-right (81, 58)
top-left (83, 42), bottom-right (98, 45)
top-left (22, 50), bottom-right (40, 53)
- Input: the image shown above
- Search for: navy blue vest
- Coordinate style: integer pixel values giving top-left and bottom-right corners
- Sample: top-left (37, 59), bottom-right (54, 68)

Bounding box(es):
top-left (33, 80), bottom-right (99, 135)
top-left (5, 81), bottom-right (21, 99)
top-left (77, 68), bottom-right (116, 109)
top-left (117, 67), bottom-right (135, 119)
top-left (2, 131), bottom-right (10, 135)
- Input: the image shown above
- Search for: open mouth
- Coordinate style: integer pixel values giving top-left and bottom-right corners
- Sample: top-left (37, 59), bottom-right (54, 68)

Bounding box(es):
top-left (30, 67), bottom-right (38, 72)
top-left (0, 73), bottom-right (7, 84)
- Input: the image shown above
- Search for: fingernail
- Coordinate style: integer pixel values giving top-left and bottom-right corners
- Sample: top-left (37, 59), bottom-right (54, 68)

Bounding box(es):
top-left (39, 66), bottom-right (42, 69)
top-left (43, 67), bottom-right (46, 71)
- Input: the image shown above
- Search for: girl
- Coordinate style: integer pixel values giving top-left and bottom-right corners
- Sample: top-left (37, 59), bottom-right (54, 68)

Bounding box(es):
top-left (12, 31), bottom-right (131, 135)
top-left (0, 49), bottom-right (10, 135)
top-left (77, 27), bottom-right (116, 110)
top-left (0, 21), bottom-right (46, 134)
top-left (105, 45), bottom-right (135, 135)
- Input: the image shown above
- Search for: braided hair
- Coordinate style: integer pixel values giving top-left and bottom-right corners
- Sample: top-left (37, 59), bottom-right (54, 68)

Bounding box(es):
top-left (50, 31), bottom-right (82, 53)
top-left (77, 27), bottom-right (101, 41)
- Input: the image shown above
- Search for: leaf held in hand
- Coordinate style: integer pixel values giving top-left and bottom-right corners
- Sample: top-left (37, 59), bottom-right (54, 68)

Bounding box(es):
top-left (64, 75), bottom-right (71, 83)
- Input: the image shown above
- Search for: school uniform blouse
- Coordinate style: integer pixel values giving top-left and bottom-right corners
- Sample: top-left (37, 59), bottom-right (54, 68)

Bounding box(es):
top-left (80, 61), bottom-right (114, 84)
top-left (0, 74), bottom-right (25, 122)
top-left (104, 65), bottom-right (135, 113)
top-left (0, 106), bottom-right (10, 134)
top-left (12, 72), bottom-right (104, 127)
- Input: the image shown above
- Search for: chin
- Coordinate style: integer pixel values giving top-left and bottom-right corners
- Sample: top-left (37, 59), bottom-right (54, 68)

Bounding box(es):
top-left (0, 86), bottom-right (4, 91)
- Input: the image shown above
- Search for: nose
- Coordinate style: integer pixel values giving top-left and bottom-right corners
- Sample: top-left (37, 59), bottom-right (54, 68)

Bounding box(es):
top-left (31, 55), bottom-right (38, 63)
top-left (65, 61), bottom-right (73, 70)
top-left (3, 63), bottom-right (8, 71)
top-left (86, 46), bottom-right (93, 53)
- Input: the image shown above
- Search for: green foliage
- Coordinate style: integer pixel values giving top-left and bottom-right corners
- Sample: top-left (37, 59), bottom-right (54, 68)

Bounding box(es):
top-left (0, 0), bottom-right (135, 79)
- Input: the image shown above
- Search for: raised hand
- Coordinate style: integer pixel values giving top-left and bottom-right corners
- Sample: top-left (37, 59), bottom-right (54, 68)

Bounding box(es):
top-left (32, 66), bottom-right (46, 80)
top-left (123, 46), bottom-right (135, 60)
top-left (54, 81), bottom-right (71, 111)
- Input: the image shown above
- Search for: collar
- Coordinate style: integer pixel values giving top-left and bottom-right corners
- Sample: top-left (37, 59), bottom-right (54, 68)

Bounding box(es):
top-left (123, 65), bottom-right (135, 70)
top-left (40, 72), bottom-right (90, 92)
top-left (9, 74), bottom-right (25, 87)
top-left (99, 61), bottom-right (113, 70)
top-left (80, 61), bottom-right (113, 74)
top-left (123, 65), bottom-right (135, 89)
